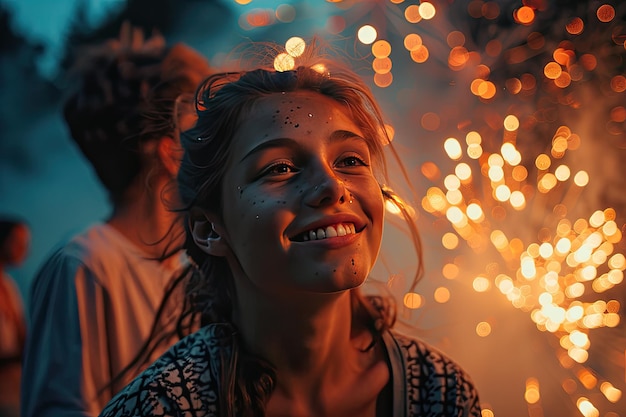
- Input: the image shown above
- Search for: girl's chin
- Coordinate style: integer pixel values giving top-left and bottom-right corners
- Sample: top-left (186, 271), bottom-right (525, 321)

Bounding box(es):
top-left (304, 272), bottom-right (369, 294)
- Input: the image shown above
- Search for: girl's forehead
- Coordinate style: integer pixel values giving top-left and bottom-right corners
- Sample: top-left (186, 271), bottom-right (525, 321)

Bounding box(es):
top-left (226, 91), bottom-right (364, 164)
top-left (254, 90), bottom-right (339, 111)
top-left (232, 92), bottom-right (354, 137)
top-left (238, 91), bottom-right (360, 137)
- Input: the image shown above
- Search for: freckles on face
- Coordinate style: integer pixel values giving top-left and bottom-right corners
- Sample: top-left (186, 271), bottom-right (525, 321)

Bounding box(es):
top-left (270, 98), bottom-right (322, 132)
top-left (219, 91), bottom-right (385, 293)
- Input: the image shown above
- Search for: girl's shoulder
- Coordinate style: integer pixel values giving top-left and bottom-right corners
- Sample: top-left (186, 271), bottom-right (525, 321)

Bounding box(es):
top-left (386, 330), bottom-right (482, 417)
top-left (389, 329), bottom-right (469, 374)
top-left (99, 324), bottom-right (234, 417)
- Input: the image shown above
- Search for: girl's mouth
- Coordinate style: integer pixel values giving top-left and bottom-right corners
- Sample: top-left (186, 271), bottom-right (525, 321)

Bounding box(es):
top-left (292, 223), bottom-right (357, 242)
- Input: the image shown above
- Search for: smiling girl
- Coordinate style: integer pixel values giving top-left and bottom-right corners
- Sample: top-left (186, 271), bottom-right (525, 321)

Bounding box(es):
top-left (99, 42), bottom-right (481, 417)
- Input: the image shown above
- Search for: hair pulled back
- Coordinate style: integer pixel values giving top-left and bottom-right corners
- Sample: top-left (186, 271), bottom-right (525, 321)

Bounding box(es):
top-left (172, 41), bottom-right (424, 416)
top-left (63, 25), bottom-right (211, 204)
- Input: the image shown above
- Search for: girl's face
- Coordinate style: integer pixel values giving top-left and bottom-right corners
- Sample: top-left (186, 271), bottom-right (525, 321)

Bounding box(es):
top-left (212, 91), bottom-right (385, 295)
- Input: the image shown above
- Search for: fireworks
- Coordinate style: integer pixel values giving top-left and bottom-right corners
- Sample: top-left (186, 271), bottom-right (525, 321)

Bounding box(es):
top-left (354, 1), bottom-right (624, 415)
top-left (232, 0), bottom-right (625, 415)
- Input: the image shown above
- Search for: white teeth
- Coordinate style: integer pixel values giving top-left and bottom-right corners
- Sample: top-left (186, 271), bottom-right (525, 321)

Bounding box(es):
top-left (301, 223), bottom-right (355, 241)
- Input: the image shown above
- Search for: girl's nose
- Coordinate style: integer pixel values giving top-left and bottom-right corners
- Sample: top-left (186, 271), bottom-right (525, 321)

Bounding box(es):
top-left (303, 169), bottom-right (348, 208)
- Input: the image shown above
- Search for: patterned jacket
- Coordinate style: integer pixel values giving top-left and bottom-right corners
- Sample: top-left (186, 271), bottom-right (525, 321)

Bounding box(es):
top-left (99, 324), bottom-right (481, 417)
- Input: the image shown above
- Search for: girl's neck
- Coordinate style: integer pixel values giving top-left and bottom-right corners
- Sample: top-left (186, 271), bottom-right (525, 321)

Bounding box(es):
top-left (234, 288), bottom-right (376, 392)
top-left (233, 289), bottom-right (389, 417)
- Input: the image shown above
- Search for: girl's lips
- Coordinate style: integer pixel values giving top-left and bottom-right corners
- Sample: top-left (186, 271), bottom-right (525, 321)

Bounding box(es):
top-left (288, 212), bottom-right (366, 243)
top-left (292, 222), bottom-right (357, 242)
top-left (292, 226), bottom-right (362, 250)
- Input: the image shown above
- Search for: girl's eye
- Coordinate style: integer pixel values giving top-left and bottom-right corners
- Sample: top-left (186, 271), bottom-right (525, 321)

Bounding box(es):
top-left (337, 155), bottom-right (368, 167)
top-left (263, 162), bottom-right (297, 176)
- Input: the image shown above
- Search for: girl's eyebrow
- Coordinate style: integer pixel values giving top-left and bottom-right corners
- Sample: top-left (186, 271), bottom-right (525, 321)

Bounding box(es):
top-left (329, 130), bottom-right (367, 143)
top-left (240, 130), bottom-right (368, 163)
top-left (240, 138), bottom-right (298, 162)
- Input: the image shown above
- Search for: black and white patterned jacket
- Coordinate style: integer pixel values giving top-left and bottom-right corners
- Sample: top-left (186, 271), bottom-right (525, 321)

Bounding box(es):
top-left (99, 324), bottom-right (481, 417)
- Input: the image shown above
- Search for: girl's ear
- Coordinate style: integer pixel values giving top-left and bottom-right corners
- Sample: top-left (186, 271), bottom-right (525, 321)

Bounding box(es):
top-left (190, 209), bottom-right (230, 257)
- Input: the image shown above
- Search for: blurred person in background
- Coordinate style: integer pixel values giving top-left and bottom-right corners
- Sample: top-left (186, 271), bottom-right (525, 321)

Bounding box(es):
top-left (20, 23), bottom-right (212, 417)
top-left (0, 218), bottom-right (30, 417)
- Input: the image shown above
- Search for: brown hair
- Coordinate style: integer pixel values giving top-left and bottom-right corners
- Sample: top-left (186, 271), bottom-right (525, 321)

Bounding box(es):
top-left (63, 25), bottom-right (211, 205)
top-left (174, 40), bottom-right (424, 416)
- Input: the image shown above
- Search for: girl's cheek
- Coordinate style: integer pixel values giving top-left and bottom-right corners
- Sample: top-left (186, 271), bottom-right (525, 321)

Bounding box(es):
top-left (236, 182), bottom-right (297, 222)
top-left (235, 186), bottom-right (262, 219)
top-left (245, 195), bottom-right (266, 220)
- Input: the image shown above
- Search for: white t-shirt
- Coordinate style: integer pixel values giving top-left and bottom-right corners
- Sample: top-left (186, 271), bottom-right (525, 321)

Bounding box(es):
top-left (21, 224), bottom-right (188, 417)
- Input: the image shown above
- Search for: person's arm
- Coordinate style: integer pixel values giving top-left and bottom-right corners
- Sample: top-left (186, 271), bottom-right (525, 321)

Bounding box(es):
top-left (21, 250), bottom-right (111, 417)
top-left (455, 365), bottom-right (482, 417)
top-left (98, 377), bottom-right (175, 417)
top-left (392, 331), bottom-right (483, 417)
top-left (98, 327), bottom-right (219, 417)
